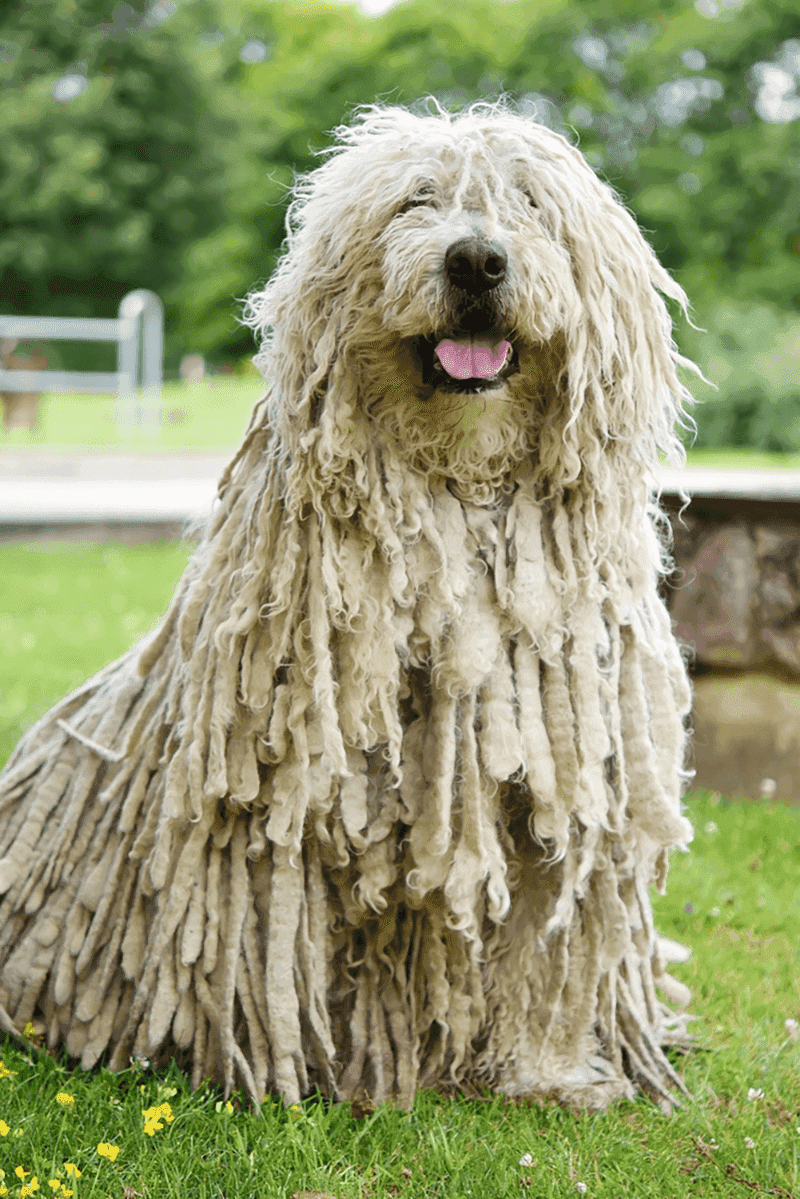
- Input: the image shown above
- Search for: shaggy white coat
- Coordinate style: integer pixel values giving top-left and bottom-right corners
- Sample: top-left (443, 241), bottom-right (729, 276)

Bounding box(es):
top-left (0, 101), bottom-right (697, 1111)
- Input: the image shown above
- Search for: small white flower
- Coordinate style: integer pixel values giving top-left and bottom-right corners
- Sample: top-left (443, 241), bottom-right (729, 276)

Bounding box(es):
top-left (575, 1185), bottom-right (588, 1195)
top-left (785, 1018), bottom-right (799, 1043)
top-left (748, 1087), bottom-right (765, 1101)
top-left (745, 1137), bottom-right (756, 1149)
top-left (710, 907), bottom-right (720, 917)
top-left (519, 1153), bottom-right (534, 1167)
top-left (704, 821), bottom-right (718, 834)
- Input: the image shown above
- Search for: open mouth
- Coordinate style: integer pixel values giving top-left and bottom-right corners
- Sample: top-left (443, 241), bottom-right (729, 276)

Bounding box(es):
top-left (414, 333), bottom-right (519, 394)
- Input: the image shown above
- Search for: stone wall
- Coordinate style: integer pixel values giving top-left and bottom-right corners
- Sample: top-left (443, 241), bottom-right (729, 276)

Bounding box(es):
top-left (664, 491), bottom-right (800, 801)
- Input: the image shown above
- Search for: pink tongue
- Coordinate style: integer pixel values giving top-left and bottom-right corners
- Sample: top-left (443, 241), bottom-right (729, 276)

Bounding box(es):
top-left (435, 337), bottom-right (511, 380)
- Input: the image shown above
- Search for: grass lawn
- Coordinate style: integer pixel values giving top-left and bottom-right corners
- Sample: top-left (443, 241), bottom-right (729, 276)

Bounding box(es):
top-left (0, 542), bottom-right (798, 1199)
top-left (2, 378), bottom-right (800, 470)
top-left (682, 448), bottom-right (800, 470)
top-left (0, 377), bottom-right (264, 453)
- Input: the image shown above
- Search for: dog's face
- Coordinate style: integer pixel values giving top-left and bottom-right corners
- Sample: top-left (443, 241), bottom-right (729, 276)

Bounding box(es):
top-left (245, 104), bottom-right (691, 492)
top-left (359, 119), bottom-right (600, 482)
top-left (377, 133), bottom-right (578, 400)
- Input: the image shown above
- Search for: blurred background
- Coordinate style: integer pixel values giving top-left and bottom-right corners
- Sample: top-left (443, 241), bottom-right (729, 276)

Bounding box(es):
top-left (0, 0), bottom-right (798, 448)
top-left (1, 0), bottom-right (799, 798)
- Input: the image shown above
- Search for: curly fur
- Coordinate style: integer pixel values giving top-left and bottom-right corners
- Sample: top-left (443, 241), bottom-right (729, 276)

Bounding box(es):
top-left (0, 100), bottom-right (698, 1111)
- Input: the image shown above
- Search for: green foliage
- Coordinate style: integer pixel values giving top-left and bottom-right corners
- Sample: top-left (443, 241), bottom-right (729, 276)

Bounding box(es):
top-left (187, 0), bottom-right (800, 336)
top-left (682, 301), bottom-right (800, 450)
top-left (0, 0), bottom-right (238, 365)
top-left (1, 0), bottom-right (799, 448)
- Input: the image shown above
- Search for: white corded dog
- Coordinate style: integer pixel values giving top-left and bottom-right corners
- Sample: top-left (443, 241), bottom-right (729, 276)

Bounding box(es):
top-left (0, 100), bottom-right (698, 1111)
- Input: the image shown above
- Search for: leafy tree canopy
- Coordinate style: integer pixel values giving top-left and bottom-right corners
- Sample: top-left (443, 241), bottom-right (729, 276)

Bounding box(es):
top-left (1, 0), bottom-right (798, 381)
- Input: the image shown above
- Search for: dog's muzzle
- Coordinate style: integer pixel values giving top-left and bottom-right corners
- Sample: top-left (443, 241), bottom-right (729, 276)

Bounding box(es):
top-left (410, 236), bottom-right (519, 395)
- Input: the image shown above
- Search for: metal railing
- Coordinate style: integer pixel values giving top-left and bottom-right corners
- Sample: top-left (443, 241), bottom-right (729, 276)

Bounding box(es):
top-left (0, 289), bottom-right (164, 431)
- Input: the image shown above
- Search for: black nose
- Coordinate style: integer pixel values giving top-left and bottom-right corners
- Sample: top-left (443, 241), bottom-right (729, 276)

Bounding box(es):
top-left (444, 237), bottom-right (508, 294)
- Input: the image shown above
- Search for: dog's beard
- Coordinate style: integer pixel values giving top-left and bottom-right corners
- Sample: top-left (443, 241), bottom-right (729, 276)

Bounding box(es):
top-left (374, 378), bottom-right (532, 501)
top-left (368, 362), bottom-right (532, 501)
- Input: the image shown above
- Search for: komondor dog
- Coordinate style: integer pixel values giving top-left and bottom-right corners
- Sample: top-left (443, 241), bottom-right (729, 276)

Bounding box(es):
top-left (0, 101), bottom-right (698, 1112)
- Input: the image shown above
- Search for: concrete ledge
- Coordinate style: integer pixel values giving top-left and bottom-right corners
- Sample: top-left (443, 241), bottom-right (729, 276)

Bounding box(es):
top-left (659, 466), bottom-right (800, 502)
top-left (0, 448), bottom-right (230, 481)
top-left (0, 454), bottom-right (798, 542)
top-left (0, 477), bottom-right (217, 524)
top-left (0, 449), bottom-right (225, 539)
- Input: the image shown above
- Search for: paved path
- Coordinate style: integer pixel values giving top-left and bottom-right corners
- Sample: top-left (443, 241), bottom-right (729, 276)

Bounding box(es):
top-left (0, 448), bottom-right (229, 528)
top-left (0, 448), bottom-right (798, 535)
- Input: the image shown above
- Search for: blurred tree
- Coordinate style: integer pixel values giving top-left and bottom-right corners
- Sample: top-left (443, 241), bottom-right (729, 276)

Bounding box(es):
top-left (1, 0), bottom-right (798, 422)
top-left (0, 0), bottom-right (240, 366)
top-left (207, 0), bottom-right (799, 345)
top-left (174, 0), bottom-right (387, 361)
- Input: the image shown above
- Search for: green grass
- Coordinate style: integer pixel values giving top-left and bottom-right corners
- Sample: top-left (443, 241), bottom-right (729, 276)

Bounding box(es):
top-left (0, 541), bottom-right (195, 765)
top-left (1, 543), bottom-right (799, 1198)
top-left (0, 376), bottom-right (264, 452)
top-left (2, 376), bottom-right (799, 468)
top-left (681, 447), bottom-right (800, 470)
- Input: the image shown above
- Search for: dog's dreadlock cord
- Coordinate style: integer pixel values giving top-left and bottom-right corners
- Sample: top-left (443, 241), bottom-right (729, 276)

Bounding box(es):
top-left (0, 409), bottom-right (692, 1108)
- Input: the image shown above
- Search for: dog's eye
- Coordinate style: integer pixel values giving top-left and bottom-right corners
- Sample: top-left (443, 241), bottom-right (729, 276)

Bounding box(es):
top-left (397, 189), bottom-right (435, 216)
top-left (524, 190), bottom-right (539, 210)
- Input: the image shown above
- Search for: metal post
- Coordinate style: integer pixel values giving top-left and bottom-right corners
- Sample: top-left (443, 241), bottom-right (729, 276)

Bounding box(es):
top-left (115, 290), bottom-right (164, 433)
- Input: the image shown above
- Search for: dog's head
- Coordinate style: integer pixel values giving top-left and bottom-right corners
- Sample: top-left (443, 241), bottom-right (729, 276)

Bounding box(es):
top-left (244, 101), bottom-right (695, 495)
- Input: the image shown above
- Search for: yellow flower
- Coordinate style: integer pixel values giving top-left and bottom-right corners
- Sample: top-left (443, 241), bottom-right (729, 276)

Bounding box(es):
top-left (96, 1143), bottom-right (120, 1161)
top-left (142, 1107), bottom-right (163, 1135)
top-left (0, 1187), bottom-right (8, 1197)
top-left (0, 1062), bottom-right (16, 1080)
top-left (0, 1120), bottom-right (9, 1136)
top-left (19, 1180), bottom-right (39, 1198)
top-left (55, 1093), bottom-right (75, 1108)
top-left (60, 1190), bottom-right (73, 1198)
top-left (22, 1023), bottom-right (35, 1038)
top-left (15, 1167), bottom-right (29, 1179)
top-left (142, 1101), bottom-right (174, 1135)
top-left (62, 1165), bottom-right (81, 1180)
